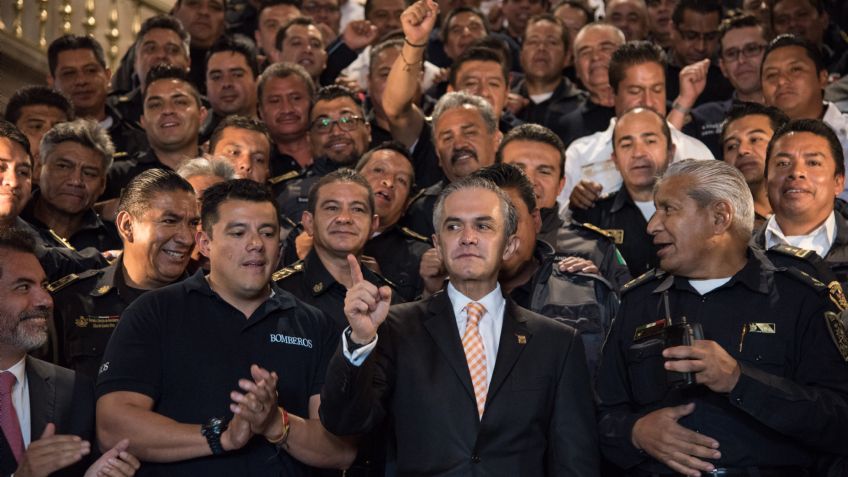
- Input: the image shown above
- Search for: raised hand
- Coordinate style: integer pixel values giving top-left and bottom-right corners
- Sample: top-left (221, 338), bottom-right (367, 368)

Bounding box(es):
top-left (569, 179), bottom-right (603, 210)
top-left (677, 58), bottom-right (710, 110)
top-left (83, 439), bottom-right (141, 477)
top-left (632, 403), bottom-right (721, 477)
top-left (419, 247), bottom-right (446, 295)
top-left (401, 0), bottom-right (439, 46)
top-left (344, 254), bottom-right (391, 344)
top-left (15, 424), bottom-right (91, 477)
top-left (342, 19), bottom-right (379, 51)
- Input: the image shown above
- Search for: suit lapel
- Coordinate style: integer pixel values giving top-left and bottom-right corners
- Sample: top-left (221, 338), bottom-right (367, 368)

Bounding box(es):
top-left (487, 299), bottom-right (531, 402)
top-left (422, 293), bottom-right (476, 401)
top-left (26, 356), bottom-right (55, 438)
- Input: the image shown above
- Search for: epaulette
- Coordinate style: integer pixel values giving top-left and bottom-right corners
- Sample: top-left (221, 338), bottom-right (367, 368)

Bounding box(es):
top-left (400, 226), bottom-right (430, 243)
top-left (407, 188), bottom-right (427, 205)
top-left (117, 94), bottom-right (131, 103)
top-left (268, 170), bottom-right (302, 185)
top-left (48, 273), bottom-right (80, 293)
top-left (779, 266), bottom-right (826, 291)
top-left (576, 221), bottom-right (614, 240)
top-left (375, 272), bottom-right (402, 295)
top-left (620, 269), bottom-right (664, 294)
top-left (113, 151), bottom-right (128, 159)
top-left (577, 222), bottom-right (623, 244)
top-left (769, 243), bottom-right (815, 260)
top-left (272, 260), bottom-right (304, 281)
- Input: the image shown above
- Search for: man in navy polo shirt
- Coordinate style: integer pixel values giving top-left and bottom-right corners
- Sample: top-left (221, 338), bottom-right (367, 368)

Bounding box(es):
top-left (95, 179), bottom-right (355, 476)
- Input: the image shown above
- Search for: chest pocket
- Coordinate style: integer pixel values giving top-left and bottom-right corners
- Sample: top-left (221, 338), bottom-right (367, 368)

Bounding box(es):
top-left (626, 338), bottom-right (666, 405)
top-left (67, 315), bottom-right (119, 362)
top-left (736, 331), bottom-right (788, 376)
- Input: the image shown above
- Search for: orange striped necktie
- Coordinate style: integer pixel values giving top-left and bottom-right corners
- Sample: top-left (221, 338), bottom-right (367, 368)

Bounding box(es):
top-left (462, 301), bottom-right (488, 419)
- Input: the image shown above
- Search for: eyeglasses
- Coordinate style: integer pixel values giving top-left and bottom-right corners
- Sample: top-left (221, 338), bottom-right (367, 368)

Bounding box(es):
top-left (311, 115), bottom-right (365, 133)
top-left (721, 43), bottom-right (766, 63)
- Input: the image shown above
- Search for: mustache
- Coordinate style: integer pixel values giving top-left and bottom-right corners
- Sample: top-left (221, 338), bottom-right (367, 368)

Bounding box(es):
top-left (450, 147), bottom-right (478, 165)
top-left (20, 308), bottom-right (51, 322)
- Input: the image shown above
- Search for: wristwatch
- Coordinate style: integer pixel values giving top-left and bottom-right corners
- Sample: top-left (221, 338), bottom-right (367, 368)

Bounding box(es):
top-left (201, 417), bottom-right (228, 455)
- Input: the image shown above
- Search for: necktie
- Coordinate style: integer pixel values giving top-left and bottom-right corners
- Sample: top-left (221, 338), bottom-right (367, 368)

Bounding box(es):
top-left (462, 302), bottom-right (487, 419)
top-left (0, 371), bottom-right (25, 463)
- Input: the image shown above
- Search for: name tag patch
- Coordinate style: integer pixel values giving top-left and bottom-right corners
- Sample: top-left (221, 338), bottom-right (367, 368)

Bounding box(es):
top-left (75, 315), bottom-right (119, 329)
top-left (270, 333), bottom-right (313, 348)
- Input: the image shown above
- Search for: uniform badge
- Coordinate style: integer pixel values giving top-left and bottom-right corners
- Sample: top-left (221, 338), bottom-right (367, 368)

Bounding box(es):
top-left (94, 285), bottom-right (112, 296)
top-left (607, 229), bottom-right (624, 245)
top-left (312, 282), bottom-right (324, 294)
top-left (746, 323), bottom-right (776, 334)
top-left (824, 311), bottom-right (848, 362)
top-left (516, 334), bottom-right (527, 345)
top-left (75, 315), bottom-right (89, 328)
top-left (633, 319), bottom-right (667, 341)
top-left (829, 281), bottom-right (848, 311)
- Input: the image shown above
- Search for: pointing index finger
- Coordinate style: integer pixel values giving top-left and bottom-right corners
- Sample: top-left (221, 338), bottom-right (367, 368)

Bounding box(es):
top-left (348, 254), bottom-right (365, 285)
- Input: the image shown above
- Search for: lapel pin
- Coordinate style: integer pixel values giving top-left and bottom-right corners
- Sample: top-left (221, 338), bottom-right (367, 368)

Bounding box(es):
top-left (516, 334), bottom-right (527, 345)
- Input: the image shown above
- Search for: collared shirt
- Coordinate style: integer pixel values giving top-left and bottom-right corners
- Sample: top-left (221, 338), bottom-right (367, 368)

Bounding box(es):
top-left (2, 356), bottom-right (30, 447)
top-left (764, 211), bottom-right (837, 258)
top-left (558, 118), bottom-right (715, 217)
top-left (821, 102), bottom-right (848, 201)
top-left (446, 282), bottom-right (505, 388)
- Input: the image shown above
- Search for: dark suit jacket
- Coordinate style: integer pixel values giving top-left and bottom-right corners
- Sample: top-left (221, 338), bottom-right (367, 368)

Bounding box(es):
top-left (320, 291), bottom-right (599, 476)
top-left (0, 357), bottom-right (95, 477)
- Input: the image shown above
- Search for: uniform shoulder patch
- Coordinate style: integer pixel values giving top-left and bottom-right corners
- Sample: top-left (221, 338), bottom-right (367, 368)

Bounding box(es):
top-left (621, 269), bottom-right (662, 294)
top-left (400, 226), bottom-right (430, 243)
top-left (769, 243), bottom-right (815, 259)
top-left (272, 261), bottom-right (304, 281)
top-left (779, 266), bottom-right (826, 291)
top-left (48, 273), bottom-right (80, 293)
top-left (268, 170), bottom-right (302, 185)
top-left (824, 310), bottom-right (848, 362)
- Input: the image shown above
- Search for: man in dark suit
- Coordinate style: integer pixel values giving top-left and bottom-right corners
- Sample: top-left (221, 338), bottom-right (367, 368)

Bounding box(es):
top-left (320, 176), bottom-right (600, 475)
top-left (0, 227), bottom-right (139, 477)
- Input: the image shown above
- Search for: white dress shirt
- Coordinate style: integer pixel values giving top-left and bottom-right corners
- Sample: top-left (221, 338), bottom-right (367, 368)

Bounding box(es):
top-left (764, 211), bottom-right (836, 258)
top-left (558, 118), bottom-right (715, 217)
top-left (2, 356), bottom-right (32, 448)
top-left (822, 102), bottom-right (848, 201)
top-left (343, 283), bottom-right (507, 380)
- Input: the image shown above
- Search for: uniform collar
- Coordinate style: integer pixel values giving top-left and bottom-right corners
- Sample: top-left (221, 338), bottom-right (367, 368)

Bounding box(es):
top-left (539, 206), bottom-right (564, 235)
top-left (184, 269), bottom-right (298, 310)
top-left (610, 187), bottom-right (636, 213)
top-left (651, 248), bottom-right (771, 295)
top-left (303, 249), bottom-right (338, 296)
top-left (763, 211), bottom-right (836, 258)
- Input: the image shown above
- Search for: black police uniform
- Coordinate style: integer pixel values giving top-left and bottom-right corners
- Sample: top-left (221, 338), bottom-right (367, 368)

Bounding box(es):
top-left (102, 149), bottom-right (172, 200)
top-left (273, 249), bottom-right (402, 330)
top-left (400, 180), bottom-right (443, 239)
top-left (20, 191), bottom-right (121, 252)
top-left (363, 225), bottom-right (431, 302)
top-left (596, 249), bottom-right (848, 475)
top-left (544, 207), bottom-right (633, 291)
top-left (275, 156), bottom-right (348, 225)
top-left (682, 97), bottom-right (737, 160)
top-left (511, 77), bottom-right (584, 141)
top-left (555, 97), bottom-right (616, 147)
top-left (96, 271), bottom-right (337, 476)
top-left (107, 87), bottom-right (145, 129)
top-left (13, 217), bottom-right (110, 282)
top-left (509, 240), bottom-right (619, 375)
top-left (269, 147), bottom-right (306, 182)
top-left (103, 103), bottom-right (148, 158)
top-left (752, 212), bottom-right (848, 293)
top-left (48, 257), bottom-right (162, 379)
top-left (571, 187), bottom-right (659, 278)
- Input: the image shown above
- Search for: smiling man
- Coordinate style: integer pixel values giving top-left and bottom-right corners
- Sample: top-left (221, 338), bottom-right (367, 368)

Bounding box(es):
top-left (597, 158), bottom-right (848, 476)
top-left (49, 169), bottom-right (196, 380)
top-left (751, 119), bottom-right (848, 290)
top-left (572, 107), bottom-right (675, 277)
top-left (274, 17), bottom-right (329, 84)
top-left (104, 65), bottom-right (207, 200)
top-left (19, 119), bottom-right (120, 252)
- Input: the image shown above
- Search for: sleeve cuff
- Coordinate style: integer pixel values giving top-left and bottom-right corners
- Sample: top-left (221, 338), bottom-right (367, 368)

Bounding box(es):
top-left (341, 327), bottom-right (377, 366)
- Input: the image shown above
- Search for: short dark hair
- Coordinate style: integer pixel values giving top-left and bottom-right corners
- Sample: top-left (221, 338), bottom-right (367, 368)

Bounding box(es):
top-left (612, 106), bottom-right (672, 151)
top-left (552, 0), bottom-right (594, 25)
top-left (201, 179), bottom-right (280, 235)
top-left (472, 163), bottom-right (537, 212)
top-left (771, 0), bottom-right (824, 18)
top-left (766, 119), bottom-right (845, 178)
top-left (4, 86), bottom-right (74, 125)
top-left (0, 119), bottom-right (33, 164)
top-left (257, 62), bottom-right (316, 104)
top-left (118, 168), bottom-right (196, 218)
top-left (355, 140), bottom-right (416, 189)
top-left (671, 0), bottom-right (722, 27)
top-left (717, 14), bottom-right (764, 56)
top-left (311, 84), bottom-right (364, 118)
top-left (209, 115), bottom-right (272, 153)
top-left (608, 40), bottom-right (666, 94)
top-left (136, 14), bottom-right (190, 55)
top-left (762, 33), bottom-right (827, 74)
top-left (276, 16), bottom-right (319, 52)
top-left (496, 123), bottom-right (566, 180)
top-left (206, 35), bottom-right (260, 79)
top-left (523, 14), bottom-right (570, 52)
top-left (720, 102), bottom-right (789, 145)
top-left (306, 168), bottom-right (375, 215)
top-left (449, 46), bottom-right (510, 88)
top-left (0, 228), bottom-right (37, 279)
top-left (143, 64), bottom-right (202, 106)
top-left (48, 34), bottom-right (107, 77)
top-left (259, 0), bottom-right (303, 18)
top-left (441, 7), bottom-right (489, 43)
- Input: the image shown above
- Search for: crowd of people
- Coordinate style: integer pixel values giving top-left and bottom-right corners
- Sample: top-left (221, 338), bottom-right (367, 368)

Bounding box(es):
top-left (2, 0), bottom-right (848, 475)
